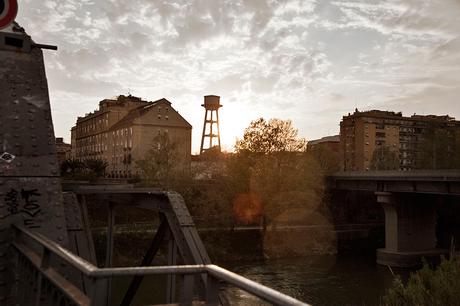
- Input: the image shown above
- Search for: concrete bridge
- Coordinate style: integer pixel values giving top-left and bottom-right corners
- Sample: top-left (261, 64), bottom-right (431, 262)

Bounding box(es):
top-left (329, 171), bottom-right (460, 267)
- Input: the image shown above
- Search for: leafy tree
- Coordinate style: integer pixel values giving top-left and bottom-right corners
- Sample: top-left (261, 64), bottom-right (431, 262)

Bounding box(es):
top-left (136, 132), bottom-right (179, 187)
top-left (228, 118), bottom-right (327, 227)
top-left (370, 146), bottom-right (399, 170)
top-left (416, 126), bottom-right (460, 170)
top-left (83, 158), bottom-right (108, 177)
top-left (307, 145), bottom-right (341, 174)
top-left (60, 158), bottom-right (107, 180)
top-left (235, 118), bottom-right (306, 154)
top-left (60, 158), bottom-right (84, 176)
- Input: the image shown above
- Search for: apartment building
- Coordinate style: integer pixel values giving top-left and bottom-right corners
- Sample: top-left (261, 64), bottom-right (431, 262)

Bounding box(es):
top-left (55, 137), bottom-right (71, 165)
top-left (71, 95), bottom-right (192, 178)
top-left (340, 109), bottom-right (460, 171)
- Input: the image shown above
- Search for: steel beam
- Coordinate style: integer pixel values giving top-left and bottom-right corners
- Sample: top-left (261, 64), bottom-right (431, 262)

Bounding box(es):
top-left (120, 217), bottom-right (168, 306)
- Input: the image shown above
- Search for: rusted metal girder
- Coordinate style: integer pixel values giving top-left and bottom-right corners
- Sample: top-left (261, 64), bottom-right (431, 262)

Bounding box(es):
top-left (0, 23), bottom-right (70, 304)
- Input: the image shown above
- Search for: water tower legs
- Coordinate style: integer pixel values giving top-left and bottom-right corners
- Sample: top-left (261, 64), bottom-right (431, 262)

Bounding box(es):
top-left (200, 96), bottom-right (222, 154)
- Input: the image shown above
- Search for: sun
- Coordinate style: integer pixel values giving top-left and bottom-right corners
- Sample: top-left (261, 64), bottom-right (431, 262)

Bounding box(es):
top-left (218, 102), bottom-right (254, 152)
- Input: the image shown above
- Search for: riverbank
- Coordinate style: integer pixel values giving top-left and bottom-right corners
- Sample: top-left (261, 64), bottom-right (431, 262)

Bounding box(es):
top-left (92, 223), bottom-right (384, 266)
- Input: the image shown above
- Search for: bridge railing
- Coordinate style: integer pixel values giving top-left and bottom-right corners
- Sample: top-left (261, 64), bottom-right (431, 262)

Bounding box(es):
top-left (11, 224), bottom-right (308, 306)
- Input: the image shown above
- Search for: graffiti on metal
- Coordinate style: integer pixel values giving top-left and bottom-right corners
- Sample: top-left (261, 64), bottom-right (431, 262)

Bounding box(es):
top-left (4, 188), bottom-right (42, 228)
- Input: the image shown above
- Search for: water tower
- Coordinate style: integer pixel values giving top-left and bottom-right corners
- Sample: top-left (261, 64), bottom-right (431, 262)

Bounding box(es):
top-left (200, 95), bottom-right (222, 154)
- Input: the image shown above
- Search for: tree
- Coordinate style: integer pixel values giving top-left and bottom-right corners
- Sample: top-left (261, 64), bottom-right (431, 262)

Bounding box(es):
top-left (60, 158), bottom-right (107, 179)
top-left (136, 132), bottom-right (178, 187)
top-left (416, 126), bottom-right (460, 170)
top-left (235, 118), bottom-right (306, 154)
top-left (370, 146), bottom-right (399, 170)
top-left (60, 159), bottom-right (84, 176)
top-left (228, 118), bottom-right (327, 228)
top-left (307, 145), bottom-right (341, 174)
top-left (83, 158), bottom-right (108, 177)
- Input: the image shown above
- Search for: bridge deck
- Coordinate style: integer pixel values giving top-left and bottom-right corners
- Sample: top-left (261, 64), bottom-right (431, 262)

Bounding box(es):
top-left (329, 170), bottom-right (460, 195)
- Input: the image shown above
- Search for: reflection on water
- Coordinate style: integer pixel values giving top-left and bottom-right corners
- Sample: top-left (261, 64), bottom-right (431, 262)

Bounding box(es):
top-left (221, 255), bottom-right (396, 306)
top-left (111, 255), bottom-right (400, 306)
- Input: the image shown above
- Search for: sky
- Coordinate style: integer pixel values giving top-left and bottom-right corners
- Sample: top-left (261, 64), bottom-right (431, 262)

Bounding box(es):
top-left (15, 0), bottom-right (460, 153)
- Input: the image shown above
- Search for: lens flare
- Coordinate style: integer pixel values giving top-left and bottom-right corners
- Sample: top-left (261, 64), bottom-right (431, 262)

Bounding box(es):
top-left (232, 193), bottom-right (263, 225)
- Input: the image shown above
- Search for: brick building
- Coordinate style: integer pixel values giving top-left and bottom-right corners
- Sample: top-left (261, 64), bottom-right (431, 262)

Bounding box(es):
top-left (55, 137), bottom-right (71, 165)
top-left (307, 135), bottom-right (340, 152)
top-left (340, 109), bottom-right (460, 171)
top-left (71, 95), bottom-right (192, 178)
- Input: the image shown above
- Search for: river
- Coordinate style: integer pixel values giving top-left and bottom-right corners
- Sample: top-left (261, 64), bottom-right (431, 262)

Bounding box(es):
top-left (112, 254), bottom-right (401, 306)
top-left (221, 255), bottom-right (397, 306)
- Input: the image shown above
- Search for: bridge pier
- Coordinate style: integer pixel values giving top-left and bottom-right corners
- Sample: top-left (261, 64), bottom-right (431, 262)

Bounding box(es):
top-left (376, 192), bottom-right (446, 267)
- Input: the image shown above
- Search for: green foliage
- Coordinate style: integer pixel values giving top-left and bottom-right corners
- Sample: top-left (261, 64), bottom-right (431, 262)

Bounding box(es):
top-left (83, 158), bottom-right (108, 177)
top-left (383, 257), bottom-right (460, 306)
top-left (60, 158), bottom-right (84, 176)
top-left (228, 118), bottom-right (329, 227)
top-left (307, 144), bottom-right (341, 174)
top-left (136, 132), bottom-right (180, 187)
top-left (60, 158), bottom-right (107, 179)
top-left (416, 126), bottom-right (460, 170)
top-left (371, 146), bottom-right (399, 170)
top-left (235, 118), bottom-right (307, 154)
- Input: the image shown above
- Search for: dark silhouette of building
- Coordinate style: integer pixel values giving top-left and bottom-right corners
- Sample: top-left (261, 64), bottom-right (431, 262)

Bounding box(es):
top-left (55, 137), bottom-right (71, 165)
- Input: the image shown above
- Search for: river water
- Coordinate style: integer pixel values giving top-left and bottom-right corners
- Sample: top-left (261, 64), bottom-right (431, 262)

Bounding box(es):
top-left (221, 255), bottom-right (397, 306)
top-left (112, 254), bottom-right (400, 306)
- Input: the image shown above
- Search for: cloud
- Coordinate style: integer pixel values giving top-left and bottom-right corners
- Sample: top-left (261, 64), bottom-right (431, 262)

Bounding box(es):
top-left (13, 0), bottom-right (460, 151)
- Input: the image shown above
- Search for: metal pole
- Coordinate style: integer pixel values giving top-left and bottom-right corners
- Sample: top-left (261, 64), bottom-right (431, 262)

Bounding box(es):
top-left (180, 274), bottom-right (194, 306)
top-left (166, 234), bottom-right (178, 303)
top-left (209, 110), bottom-right (214, 149)
top-left (104, 202), bottom-right (116, 306)
top-left (216, 109), bottom-right (221, 152)
top-left (200, 110), bottom-right (208, 154)
top-left (205, 275), bottom-right (220, 306)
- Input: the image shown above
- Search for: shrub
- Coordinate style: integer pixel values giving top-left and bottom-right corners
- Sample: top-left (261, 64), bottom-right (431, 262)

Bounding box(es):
top-left (383, 257), bottom-right (460, 306)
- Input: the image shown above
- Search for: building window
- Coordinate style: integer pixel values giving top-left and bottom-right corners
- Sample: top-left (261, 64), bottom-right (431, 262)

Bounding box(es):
top-left (376, 132), bottom-right (386, 138)
top-left (158, 115), bottom-right (162, 119)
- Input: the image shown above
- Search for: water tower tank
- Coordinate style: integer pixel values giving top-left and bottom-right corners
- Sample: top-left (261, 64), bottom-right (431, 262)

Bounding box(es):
top-left (202, 95), bottom-right (222, 110)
